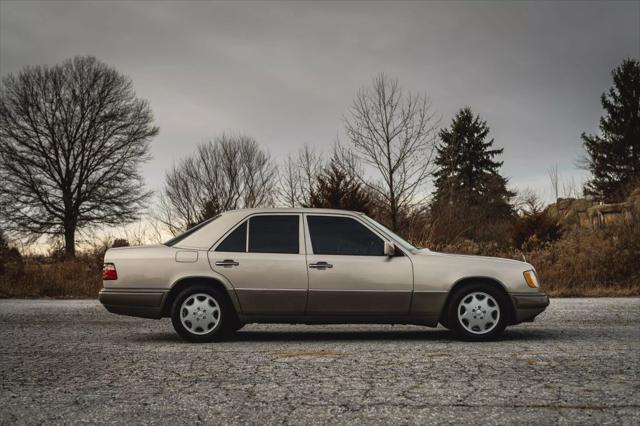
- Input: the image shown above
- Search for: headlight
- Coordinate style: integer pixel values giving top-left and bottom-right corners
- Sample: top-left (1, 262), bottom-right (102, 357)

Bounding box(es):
top-left (523, 270), bottom-right (538, 288)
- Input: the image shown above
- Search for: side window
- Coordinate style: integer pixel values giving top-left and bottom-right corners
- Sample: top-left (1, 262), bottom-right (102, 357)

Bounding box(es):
top-left (248, 215), bottom-right (299, 254)
top-left (215, 221), bottom-right (247, 252)
top-left (307, 215), bottom-right (384, 256)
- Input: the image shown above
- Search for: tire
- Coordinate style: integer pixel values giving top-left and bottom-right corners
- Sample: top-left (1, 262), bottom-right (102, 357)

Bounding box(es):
top-left (231, 322), bottom-right (245, 332)
top-left (439, 317), bottom-right (451, 330)
top-left (171, 285), bottom-right (236, 343)
top-left (446, 282), bottom-right (509, 341)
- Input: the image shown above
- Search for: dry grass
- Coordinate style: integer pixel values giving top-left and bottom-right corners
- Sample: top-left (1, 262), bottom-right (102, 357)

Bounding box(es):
top-left (433, 219), bottom-right (640, 297)
top-left (0, 256), bottom-right (102, 298)
top-left (1, 217), bottom-right (639, 298)
top-left (525, 227), bottom-right (640, 297)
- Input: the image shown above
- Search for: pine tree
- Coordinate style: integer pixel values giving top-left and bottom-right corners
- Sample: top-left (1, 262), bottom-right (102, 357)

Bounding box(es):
top-left (431, 107), bottom-right (514, 242)
top-left (307, 160), bottom-right (372, 214)
top-left (583, 58), bottom-right (640, 202)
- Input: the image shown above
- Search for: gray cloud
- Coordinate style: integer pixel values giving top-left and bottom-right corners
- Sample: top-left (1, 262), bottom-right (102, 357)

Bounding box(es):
top-left (1, 0), bottom-right (638, 201)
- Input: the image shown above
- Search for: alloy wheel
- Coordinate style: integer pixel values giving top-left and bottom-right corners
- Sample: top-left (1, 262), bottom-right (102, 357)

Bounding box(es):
top-left (457, 291), bottom-right (500, 335)
top-left (180, 293), bottom-right (221, 335)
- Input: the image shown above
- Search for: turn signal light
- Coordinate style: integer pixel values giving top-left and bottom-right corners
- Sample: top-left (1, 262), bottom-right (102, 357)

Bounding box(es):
top-left (523, 270), bottom-right (538, 288)
top-left (103, 263), bottom-right (118, 280)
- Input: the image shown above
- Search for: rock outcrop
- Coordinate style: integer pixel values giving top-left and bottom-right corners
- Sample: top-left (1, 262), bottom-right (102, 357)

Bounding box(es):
top-left (546, 188), bottom-right (640, 228)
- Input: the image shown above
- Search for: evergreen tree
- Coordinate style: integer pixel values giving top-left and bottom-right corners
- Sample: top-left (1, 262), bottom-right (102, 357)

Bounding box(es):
top-left (431, 107), bottom-right (514, 242)
top-left (583, 58), bottom-right (640, 202)
top-left (307, 160), bottom-right (372, 214)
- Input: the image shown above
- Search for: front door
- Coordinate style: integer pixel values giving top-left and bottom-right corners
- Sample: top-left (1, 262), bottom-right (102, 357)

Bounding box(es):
top-left (304, 214), bottom-right (413, 316)
top-left (209, 214), bottom-right (308, 315)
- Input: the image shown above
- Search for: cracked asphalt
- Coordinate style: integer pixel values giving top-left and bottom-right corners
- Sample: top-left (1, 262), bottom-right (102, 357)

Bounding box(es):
top-left (0, 298), bottom-right (639, 425)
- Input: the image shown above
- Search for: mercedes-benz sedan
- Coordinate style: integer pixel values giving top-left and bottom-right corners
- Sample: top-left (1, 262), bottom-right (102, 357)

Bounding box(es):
top-left (99, 208), bottom-right (549, 342)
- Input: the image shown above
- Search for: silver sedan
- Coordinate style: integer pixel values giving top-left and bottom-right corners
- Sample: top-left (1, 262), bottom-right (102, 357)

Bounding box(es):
top-left (99, 208), bottom-right (549, 342)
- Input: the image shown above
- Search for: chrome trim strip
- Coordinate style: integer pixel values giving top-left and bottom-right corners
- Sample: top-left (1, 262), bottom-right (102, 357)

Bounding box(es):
top-left (309, 289), bottom-right (412, 293)
top-left (234, 288), bottom-right (413, 292)
top-left (235, 288), bottom-right (307, 291)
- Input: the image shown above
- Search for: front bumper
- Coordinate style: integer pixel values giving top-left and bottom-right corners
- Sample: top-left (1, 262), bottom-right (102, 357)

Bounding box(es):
top-left (510, 293), bottom-right (550, 324)
top-left (99, 289), bottom-right (167, 319)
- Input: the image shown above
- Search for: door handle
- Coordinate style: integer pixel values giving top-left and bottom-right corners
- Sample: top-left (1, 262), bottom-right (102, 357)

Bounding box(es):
top-left (215, 259), bottom-right (239, 267)
top-left (309, 261), bottom-right (333, 269)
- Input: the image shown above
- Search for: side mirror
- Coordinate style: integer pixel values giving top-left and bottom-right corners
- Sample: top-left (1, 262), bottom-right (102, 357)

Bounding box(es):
top-left (384, 241), bottom-right (396, 257)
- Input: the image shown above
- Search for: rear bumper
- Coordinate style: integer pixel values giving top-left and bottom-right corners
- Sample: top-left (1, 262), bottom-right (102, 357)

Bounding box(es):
top-left (510, 293), bottom-right (550, 324)
top-left (99, 289), bottom-right (167, 319)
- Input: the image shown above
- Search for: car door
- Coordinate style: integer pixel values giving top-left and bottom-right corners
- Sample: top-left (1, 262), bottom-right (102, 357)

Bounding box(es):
top-left (209, 214), bottom-right (308, 315)
top-left (304, 213), bottom-right (413, 315)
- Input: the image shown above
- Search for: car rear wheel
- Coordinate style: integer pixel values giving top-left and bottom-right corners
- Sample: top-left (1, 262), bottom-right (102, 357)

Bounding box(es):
top-left (171, 285), bottom-right (234, 342)
top-left (446, 283), bottom-right (509, 341)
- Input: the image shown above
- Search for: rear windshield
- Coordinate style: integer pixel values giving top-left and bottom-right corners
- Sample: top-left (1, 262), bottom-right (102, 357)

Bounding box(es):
top-left (164, 216), bottom-right (220, 247)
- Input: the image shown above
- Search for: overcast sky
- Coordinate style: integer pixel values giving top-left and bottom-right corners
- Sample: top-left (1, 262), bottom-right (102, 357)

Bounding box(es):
top-left (1, 0), bottom-right (639, 203)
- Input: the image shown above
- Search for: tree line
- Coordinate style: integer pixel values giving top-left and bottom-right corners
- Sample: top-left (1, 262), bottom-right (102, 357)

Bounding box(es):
top-left (1, 56), bottom-right (638, 257)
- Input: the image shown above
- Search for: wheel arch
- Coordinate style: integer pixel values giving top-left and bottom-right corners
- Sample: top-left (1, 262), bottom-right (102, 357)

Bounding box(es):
top-left (440, 276), bottom-right (516, 325)
top-left (162, 276), bottom-right (241, 319)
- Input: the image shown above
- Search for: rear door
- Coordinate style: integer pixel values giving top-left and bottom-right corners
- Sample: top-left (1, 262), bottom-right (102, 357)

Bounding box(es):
top-left (304, 214), bottom-right (413, 316)
top-left (209, 214), bottom-right (308, 315)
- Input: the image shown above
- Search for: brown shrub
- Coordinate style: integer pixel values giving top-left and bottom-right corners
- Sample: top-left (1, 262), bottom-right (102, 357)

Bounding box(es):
top-left (525, 220), bottom-right (640, 296)
top-left (0, 255), bottom-right (102, 298)
top-left (511, 211), bottom-right (562, 249)
top-left (112, 238), bottom-right (130, 248)
top-left (1, 212), bottom-right (638, 299)
top-left (428, 216), bottom-right (640, 297)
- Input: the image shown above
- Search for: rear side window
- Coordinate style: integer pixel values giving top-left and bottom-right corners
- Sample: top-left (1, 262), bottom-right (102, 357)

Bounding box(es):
top-left (307, 215), bottom-right (384, 256)
top-left (215, 221), bottom-right (247, 252)
top-left (164, 215), bottom-right (220, 247)
top-left (249, 215), bottom-right (299, 254)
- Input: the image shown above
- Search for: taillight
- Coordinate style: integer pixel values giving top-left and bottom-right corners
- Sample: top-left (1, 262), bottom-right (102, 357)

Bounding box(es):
top-left (103, 263), bottom-right (118, 280)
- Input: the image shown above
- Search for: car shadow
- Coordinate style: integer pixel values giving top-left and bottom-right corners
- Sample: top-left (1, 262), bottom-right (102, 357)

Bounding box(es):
top-left (127, 326), bottom-right (561, 344)
top-left (229, 328), bottom-right (455, 342)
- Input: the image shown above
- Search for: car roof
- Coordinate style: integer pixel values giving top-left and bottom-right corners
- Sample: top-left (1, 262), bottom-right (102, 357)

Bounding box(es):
top-left (221, 207), bottom-right (366, 215)
top-left (170, 207), bottom-right (367, 249)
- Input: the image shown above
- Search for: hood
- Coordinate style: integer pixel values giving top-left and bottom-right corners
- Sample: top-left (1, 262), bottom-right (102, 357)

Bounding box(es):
top-left (416, 249), bottom-right (532, 269)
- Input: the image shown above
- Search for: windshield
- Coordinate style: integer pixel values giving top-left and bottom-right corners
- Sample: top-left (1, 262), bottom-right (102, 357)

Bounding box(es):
top-left (164, 215), bottom-right (220, 247)
top-left (361, 215), bottom-right (419, 253)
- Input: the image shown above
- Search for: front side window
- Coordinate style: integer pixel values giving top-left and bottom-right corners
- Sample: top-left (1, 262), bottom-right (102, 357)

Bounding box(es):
top-left (215, 221), bottom-right (247, 252)
top-left (307, 215), bottom-right (384, 256)
top-left (248, 215), bottom-right (299, 254)
top-left (361, 215), bottom-right (418, 252)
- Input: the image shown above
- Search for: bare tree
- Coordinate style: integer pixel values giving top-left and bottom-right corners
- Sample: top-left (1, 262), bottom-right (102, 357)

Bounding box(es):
top-left (547, 164), bottom-right (560, 204)
top-left (515, 188), bottom-right (544, 215)
top-left (298, 145), bottom-right (323, 204)
top-left (158, 134), bottom-right (277, 234)
top-left (343, 73), bottom-right (438, 231)
top-left (548, 164), bottom-right (582, 201)
top-left (278, 154), bottom-right (303, 208)
top-left (562, 176), bottom-right (580, 199)
top-left (0, 56), bottom-right (157, 257)
top-left (277, 145), bottom-right (322, 207)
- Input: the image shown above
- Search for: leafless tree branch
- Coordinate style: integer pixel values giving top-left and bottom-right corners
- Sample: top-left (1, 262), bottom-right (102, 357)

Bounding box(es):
top-left (341, 73), bottom-right (439, 230)
top-left (0, 56), bottom-right (157, 256)
top-left (157, 133), bottom-right (277, 234)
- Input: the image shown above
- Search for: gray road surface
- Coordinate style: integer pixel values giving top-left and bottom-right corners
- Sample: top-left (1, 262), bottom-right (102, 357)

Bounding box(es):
top-left (0, 298), bottom-right (639, 425)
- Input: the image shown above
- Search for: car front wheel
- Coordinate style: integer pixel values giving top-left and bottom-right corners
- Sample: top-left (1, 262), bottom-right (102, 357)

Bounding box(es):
top-left (171, 286), bottom-right (233, 342)
top-left (446, 283), bottom-right (509, 341)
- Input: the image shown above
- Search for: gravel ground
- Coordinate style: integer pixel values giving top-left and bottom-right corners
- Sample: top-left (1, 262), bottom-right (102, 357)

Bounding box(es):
top-left (0, 298), bottom-right (639, 425)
